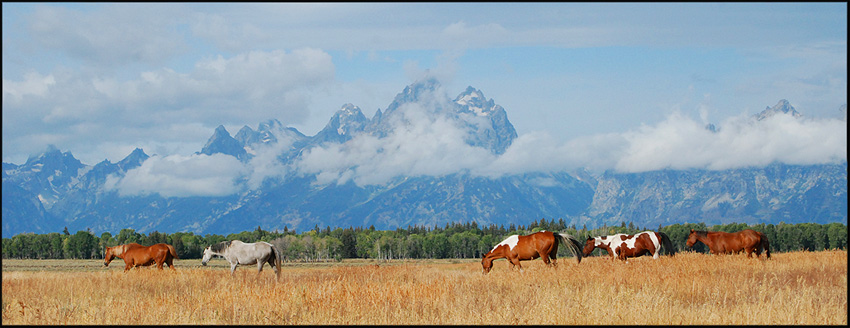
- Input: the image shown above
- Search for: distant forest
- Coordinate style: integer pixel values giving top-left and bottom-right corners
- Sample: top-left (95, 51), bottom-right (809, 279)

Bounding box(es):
top-left (2, 220), bottom-right (847, 260)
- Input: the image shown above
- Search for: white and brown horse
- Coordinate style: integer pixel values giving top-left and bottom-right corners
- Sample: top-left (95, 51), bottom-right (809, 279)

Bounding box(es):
top-left (583, 231), bottom-right (675, 261)
top-left (481, 230), bottom-right (582, 273)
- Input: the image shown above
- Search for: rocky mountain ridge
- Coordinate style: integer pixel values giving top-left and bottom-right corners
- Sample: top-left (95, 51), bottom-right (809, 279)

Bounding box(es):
top-left (2, 82), bottom-right (846, 237)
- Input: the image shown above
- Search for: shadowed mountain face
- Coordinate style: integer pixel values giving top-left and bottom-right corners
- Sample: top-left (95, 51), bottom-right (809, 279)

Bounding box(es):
top-left (2, 81), bottom-right (846, 237)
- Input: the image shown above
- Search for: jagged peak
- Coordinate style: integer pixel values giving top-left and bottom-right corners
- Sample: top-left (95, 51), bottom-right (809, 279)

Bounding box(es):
top-left (406, 77), bottom-right (440, 93)
top-left (213, 124), bottom-right (230, 135)
top-left (118, 148), bottom-right (149, 170)
top-left (371, 108), bottom-right (383, 121)
top-left (756, 99), bottom-right (802, 121)
top-left (455, 86), bottom-right (496, 116)
top-left (456, 86), bottom-right (484, 103)
top-left (340, 103), bottom-right (360, 112)
top-left (388, 78), bottom-right (442, 110)
top-left (25, 144), bottom-right (76, 164)
top-left (258, 119), bottom-right (284, 132)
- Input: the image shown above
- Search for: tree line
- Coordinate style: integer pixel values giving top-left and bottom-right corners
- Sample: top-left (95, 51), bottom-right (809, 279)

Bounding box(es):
top-left (2, 220), bottom-right (846, 260)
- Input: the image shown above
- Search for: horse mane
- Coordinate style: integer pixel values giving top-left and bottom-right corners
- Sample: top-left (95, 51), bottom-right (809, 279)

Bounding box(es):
top-left (693, 230), bottom-right (709, 237)
top-left (211, 240), bottom-right (232, 253)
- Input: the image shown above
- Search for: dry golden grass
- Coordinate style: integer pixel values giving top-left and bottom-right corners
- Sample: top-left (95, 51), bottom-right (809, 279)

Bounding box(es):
top-left (2, 250), bottom-right (846, 325)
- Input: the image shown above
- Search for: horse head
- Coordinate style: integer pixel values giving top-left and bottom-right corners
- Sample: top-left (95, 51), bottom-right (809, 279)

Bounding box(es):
top-left (685, 229), bottom-right (698, 248)
top-left (103, 246), bottom-right (115, 267)
top-left (481, 255), bottom-right (494, 274)
top-left (201, 246), bottom-right (214, 266)
top-left (103, 245), bottom-right (125, 267)
top-left (582, 237), bottom-right (597, 256)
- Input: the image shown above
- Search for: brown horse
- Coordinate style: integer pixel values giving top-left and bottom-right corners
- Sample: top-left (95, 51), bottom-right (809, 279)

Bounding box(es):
top-left (583, 231), bottom-right (675, 261)
top-left (104, 243), bottom-right (179, 271)
top-left (481, 230), bottom-right (582, 274)
top-left (686, 229), bottom-right (770, 259)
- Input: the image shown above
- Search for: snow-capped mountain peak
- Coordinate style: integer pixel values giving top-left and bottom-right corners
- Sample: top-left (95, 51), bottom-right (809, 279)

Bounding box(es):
top-left (455, 86), bottom-right (496, 117)
top-left (756, 99), bottom-right (802, 121)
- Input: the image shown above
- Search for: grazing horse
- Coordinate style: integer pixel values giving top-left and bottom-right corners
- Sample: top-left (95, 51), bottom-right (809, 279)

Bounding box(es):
top-left (481, 230), bottom-right (582, 274)
top-left (104, 243), bottom-right (178, 272)
top-left (583, 231), bottom-right (675, 261)
top-left (686, 229), bottom-right (770, 259)
top-left (201, 240), bottom-right (282, 280)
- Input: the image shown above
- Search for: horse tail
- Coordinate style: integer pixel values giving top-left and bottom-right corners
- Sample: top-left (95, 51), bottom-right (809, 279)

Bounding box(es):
top-left (658, 232), bottom-right (676, 256)
top-left (760, 232), bottom-right (771, 259)
top-left (167, 244), bottom-right (179, 259)
top-left (554, 232), bottom-right (583, 264)
top-left (271, 244), bottom-right (282, 280)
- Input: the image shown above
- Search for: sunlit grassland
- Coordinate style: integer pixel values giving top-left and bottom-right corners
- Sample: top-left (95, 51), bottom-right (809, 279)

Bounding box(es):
top-left (2, 250), bottom-right (846, 325)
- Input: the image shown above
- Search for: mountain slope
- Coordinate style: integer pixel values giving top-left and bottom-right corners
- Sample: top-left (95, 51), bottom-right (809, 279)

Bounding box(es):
top-left (1, 81), bottom-right (846, 237)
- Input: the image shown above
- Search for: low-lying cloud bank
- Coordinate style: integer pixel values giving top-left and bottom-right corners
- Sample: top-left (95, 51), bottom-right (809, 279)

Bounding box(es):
top-left (107, 105), bottom-right (846, 198)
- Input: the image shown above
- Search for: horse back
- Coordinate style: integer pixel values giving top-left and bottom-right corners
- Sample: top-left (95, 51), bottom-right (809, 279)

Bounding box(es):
top-left (124, 244), bottom-right (171, 264)
top-left (740, 229), bottom-right (764, 247)
top-left (524, 231), bottom-right (557, 258)
top-left (123, 245), bottom-right (155, 265)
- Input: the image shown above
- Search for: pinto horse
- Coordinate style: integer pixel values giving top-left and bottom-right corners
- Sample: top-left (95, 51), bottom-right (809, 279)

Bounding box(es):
top-left (481, 230), bottom-right (582, 274)
top-left (686, 229), bottom-right (770, 258)
top-left (104, 243), bottom-right (178, 272)
top-left (583, 231), bottom-right (675, 261)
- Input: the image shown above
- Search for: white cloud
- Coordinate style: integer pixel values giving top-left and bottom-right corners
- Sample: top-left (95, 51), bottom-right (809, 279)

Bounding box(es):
top-left (613, 111), bottom-right (847, 172)
top-left (2, 72), bottom-right (55, 102)
top-left (295, 102), bottom-right (497, 186)
top-left (1, 48), bottom-right (335, 164)
top-left (104, 153), bottom-right (246, 198)
top-left (98, 85), bottom-right (847, 198)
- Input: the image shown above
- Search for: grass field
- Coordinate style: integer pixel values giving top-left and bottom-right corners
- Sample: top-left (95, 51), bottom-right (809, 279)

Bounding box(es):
top-left (2, 250), bottom-right (847, 325)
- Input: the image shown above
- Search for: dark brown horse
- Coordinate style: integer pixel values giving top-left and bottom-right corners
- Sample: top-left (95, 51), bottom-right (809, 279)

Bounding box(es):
top-left (104, 243), bottom-right (179, 271)
top-left (481, 230), bottom-right (582, 274)
top-left (583, 231), bottom-right (675, 261)
top-left (686, 229), bottom-right (770, 259)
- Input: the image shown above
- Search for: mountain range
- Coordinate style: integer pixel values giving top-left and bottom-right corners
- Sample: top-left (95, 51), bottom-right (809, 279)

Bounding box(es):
top-left (2, 80), bottom-right (847, 237)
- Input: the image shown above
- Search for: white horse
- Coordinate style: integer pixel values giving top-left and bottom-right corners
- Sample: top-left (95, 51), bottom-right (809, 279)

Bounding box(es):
top-left (201, 240), bottom-right (282, 280)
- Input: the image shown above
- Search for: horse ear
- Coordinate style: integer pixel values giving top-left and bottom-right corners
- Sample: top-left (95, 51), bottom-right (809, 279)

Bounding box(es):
top-left (690, 229), bottom-right (694, 233)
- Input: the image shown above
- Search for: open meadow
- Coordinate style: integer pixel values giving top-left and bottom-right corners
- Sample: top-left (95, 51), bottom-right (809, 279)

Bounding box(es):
top-left (2, 250), bottom-right (846, 325)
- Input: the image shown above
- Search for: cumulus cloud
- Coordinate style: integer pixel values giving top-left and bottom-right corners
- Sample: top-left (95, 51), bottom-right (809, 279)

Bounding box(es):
top-left (102, 91), bottom-right (847, 197)
top-left (613, 111), bottom-right (847, 172)
top-left (2, 48), bottom-right (334, 165)
top-left (291, 104), bottom-right (846, 187)
top-left (295, 102), bottom-right (497, 186)
top-left (2, 72), bottom-right (55, 102)
top-left (104, 153), bottom-right (246, 198)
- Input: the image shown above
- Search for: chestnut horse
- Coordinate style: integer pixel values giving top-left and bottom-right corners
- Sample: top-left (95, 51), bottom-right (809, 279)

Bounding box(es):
top-left (481, 230), bottom-right (582, 274)
top-left (104, 243), bottom-right (178, 272)
top-left (583, 231), bottom-right (675, 261)
top-left (686, 229), bottom-right (770, 258)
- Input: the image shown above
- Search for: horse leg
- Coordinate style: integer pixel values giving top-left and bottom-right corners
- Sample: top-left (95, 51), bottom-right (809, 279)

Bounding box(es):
top-left (230, 263), bottom-right (238, 277)
top-left (257, 262), bottom-right (264, 277)
top-left (267, 258), bottom-right (279, 276)
top-left (509, 256), bottom-right (523, 271)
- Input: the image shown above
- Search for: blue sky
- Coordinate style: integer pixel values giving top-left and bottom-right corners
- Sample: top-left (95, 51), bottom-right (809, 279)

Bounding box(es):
top-left (2, 3), bottom-right (847, 179)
